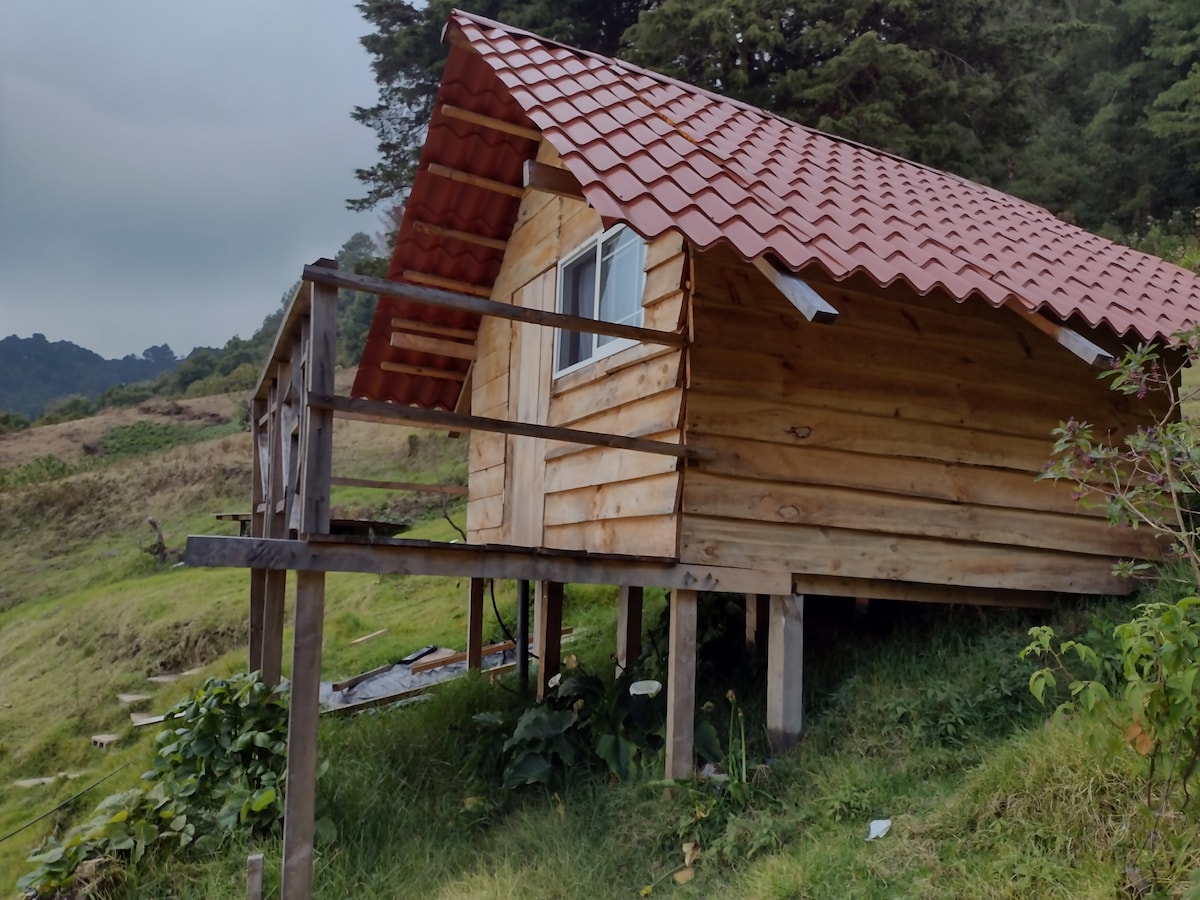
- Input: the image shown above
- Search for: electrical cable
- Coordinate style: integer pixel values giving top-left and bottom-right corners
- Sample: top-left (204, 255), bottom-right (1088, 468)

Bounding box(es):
top-left (489, 578), bottom-right (536, 659)
top-left (0, 761), bottom-right (133, 845)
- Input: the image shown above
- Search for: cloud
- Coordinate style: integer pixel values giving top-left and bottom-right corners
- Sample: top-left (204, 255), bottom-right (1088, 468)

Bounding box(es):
top-left (0, 0), bottom-right (383, 358)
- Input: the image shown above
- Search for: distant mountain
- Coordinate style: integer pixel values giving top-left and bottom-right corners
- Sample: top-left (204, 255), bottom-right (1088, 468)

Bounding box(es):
top-left (0, 334), bottom-right (179, 419)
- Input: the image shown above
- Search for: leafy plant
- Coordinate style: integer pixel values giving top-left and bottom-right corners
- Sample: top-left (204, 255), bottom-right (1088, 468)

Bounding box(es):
top-left (463, 658), bottom-right (666, 800)
top-left (1041, 330), bottom-right (1200, 583)
top-left (19, 672), bottom-right (291, 897)
top-left (1022, 598), bottom-right (1200, 889)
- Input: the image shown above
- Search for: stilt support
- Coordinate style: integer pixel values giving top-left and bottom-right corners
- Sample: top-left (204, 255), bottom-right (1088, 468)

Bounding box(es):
top-left (534, 581), bottom-right (563, 700)
top-left (745, 593), bottom-right (769, 650)
top-left (766, 593), bottom-right (804, 752)
top-left (616, 586), bottom-right (643, 675)
top-left (281, 570), bottom-right (326, 898)
top-left (665, 588), bottom-right (697, 780)
top-left (261, 569), bottom-right (286, 687)
top-left (467, 577), bottom-right (485, 670)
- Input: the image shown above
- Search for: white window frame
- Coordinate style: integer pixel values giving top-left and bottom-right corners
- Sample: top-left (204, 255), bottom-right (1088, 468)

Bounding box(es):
top-left (553, 224), bottom-right (647, 378)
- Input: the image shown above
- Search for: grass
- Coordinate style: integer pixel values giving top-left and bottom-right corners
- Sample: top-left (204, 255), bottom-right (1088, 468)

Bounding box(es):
top-left (5, 388), bottom-right (1200, 897)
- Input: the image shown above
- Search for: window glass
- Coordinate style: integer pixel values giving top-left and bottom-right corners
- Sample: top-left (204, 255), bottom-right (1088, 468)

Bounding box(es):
top-left (556, 225), bottom-right (645, 374)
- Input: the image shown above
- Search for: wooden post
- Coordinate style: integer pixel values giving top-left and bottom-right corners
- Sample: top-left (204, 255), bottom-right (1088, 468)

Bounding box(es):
top-left (261, 376), bottom-right (287, 688)
top-left (281, 571), bottom-right (325, 898)
top-left (534, 581), bottom-right (563, 701)
top-left (280, 275), bottom-right (336, 900)
top-left (467, 577), bottom-right (485, 670)
top-left (766, 593), bottom-right (804, 752)
top-left (616, 586), bottom-right (643, 675)
top-left (745, 593), bottom-right (769, 651)
top-left (248, 397), bottom-right (268, 675)
top-left (246, 853), bottom-right (264, 900)
top-left (517, 580), bottom-right (530, 694)
top-left (665, 589), bottom-right (698, 780)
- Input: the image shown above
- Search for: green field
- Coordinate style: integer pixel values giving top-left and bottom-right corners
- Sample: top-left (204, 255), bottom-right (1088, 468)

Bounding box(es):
top-left (2, 394), bottom-right (1198, 898)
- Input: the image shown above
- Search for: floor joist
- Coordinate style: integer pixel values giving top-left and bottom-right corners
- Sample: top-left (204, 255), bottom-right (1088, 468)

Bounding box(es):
top-left (183, 534), bottom-right (791, 595)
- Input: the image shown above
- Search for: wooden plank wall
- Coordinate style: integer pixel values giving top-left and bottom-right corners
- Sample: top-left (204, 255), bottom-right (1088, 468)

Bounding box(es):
top-left (679, 246), bottom-right (1161, 595)
top-left (466, 144), bottom-right (688, 557)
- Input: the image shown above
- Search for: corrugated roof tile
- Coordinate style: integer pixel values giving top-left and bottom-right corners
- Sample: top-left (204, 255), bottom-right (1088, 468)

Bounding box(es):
top-left (356, 10), bottom-right (1200, 407)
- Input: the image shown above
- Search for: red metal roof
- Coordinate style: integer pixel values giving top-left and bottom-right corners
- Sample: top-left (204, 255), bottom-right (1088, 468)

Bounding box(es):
top-left (355, 9), bottom-right (1200, 406)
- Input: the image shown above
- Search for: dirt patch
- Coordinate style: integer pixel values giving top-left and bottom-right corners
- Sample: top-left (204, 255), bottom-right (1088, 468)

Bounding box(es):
top-left (0, 394), bottom-right (240, 470)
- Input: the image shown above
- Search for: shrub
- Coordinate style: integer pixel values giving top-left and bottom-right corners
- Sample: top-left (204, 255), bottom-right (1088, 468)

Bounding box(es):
top-left (19, 673), bottom-right (291, 897)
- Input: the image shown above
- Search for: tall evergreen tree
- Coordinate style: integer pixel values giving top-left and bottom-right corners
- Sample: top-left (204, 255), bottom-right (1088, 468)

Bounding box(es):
top-left (350, 0), bottom-right (647, 211)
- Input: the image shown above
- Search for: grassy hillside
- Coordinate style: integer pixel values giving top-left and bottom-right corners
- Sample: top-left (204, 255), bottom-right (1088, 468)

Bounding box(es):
top-left (2, 385), bottom-right (1199, 898)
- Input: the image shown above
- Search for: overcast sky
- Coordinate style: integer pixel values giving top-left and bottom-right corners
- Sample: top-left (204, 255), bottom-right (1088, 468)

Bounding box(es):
top-left (0, 1), bottom-right (382, 360)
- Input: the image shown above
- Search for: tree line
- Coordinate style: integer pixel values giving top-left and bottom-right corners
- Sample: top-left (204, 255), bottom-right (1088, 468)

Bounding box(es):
top-left (351, 0), bottom-right (1200, 238)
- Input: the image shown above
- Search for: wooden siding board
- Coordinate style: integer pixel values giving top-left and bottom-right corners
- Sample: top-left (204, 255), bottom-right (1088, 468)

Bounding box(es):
top-left (692, 434), bottom-right (1091, 517)
top-left (679, 248), bottom-right (1157, 596)
top-left (679, 516), bottom-right (1132, 594)
top-left (544, 471), bottom-right (681, 526)
top-left (684, 471), bottom-right (1161, 558)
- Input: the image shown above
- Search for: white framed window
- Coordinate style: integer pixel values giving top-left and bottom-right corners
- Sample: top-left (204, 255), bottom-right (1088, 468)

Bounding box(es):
top-left (555, 224), bottom-right (646, 376)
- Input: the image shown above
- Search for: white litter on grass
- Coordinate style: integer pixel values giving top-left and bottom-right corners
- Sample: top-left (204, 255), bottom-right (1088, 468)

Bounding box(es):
top-left (865, 819), bottom-right (891, 841)
top-left (629, 679), bottom-right (663, 697)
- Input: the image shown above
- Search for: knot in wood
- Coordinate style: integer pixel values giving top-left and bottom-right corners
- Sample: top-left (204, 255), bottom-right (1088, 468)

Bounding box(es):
top-left (786, 425), bottom-right (812, 441)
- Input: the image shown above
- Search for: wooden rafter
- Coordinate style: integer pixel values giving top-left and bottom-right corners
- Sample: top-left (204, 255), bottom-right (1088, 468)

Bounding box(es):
top-left (427, 162), bottom-right (524, 198)
top-left (402, 269), bottom-right (492, 298)
top-left (523, 160), bottom-right (585, 201)
top-left (379, 361), bottom-right (468, 381)
top-left (441, 104), bottom-right (540, 142)
top-left (390, 317), bottom-right (478, 341)
top-left (412, 221), bottom-right (508, 251)
top-left (389, 331), bottom-right (477, 361)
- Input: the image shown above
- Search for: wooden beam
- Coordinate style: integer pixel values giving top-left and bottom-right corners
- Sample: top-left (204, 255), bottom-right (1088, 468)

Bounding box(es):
top-left (281, 571), bottom-right (325, 899)
top-left (616, 586), bottom-right (643, 675)
top-left (260, 570), bottom-right (286, 688)
top-left (766, 593), bottom-right (804, 752)
top-left (329, 476), bottom-right (468, 496)
top-left (467, 578), bottom-right (485, 671)
top-left (389, 331), bottom-right (477, 361)
top-left (391, 316), bottom-right (479, 341)
top-left (247, 854), bottom-right (265, 900)
top-left (331, 663), bottom-right (392, 694)
top-left (789, 574), bottom-right (1055, 609)
top-left (379, 361), bottom-right (468, 381)
top-left (412, 220), bottom-right (508, 251)
top-left (665, 589), bottom-right (698, 780)
top-left (427, 162), bottom-right (524, 198)
top-left (1007, 303), bottom-right (1115, 368)
top-left (311, 393), bottom-right (710, 461)
top-left (752, 258), bottom-right (839, 324)
top-left (302, 264), bottom-right (688, 348)
top-left (402, 269), bottom-right (493, 298)
top-left (745, 593), bottom-right (769, 651)
top-left (442, 104), bottom-right (541, 142)
top-left (535, 581), bottom-right (564, 701)
top-left (184, 535), bottom-right (793, 595)
top-left (523, 160), bottom-right (585, 201)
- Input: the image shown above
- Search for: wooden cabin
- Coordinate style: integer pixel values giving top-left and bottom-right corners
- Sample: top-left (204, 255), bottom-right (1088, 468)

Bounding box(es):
top-left (186, 10), bottom-right (1200, 897)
